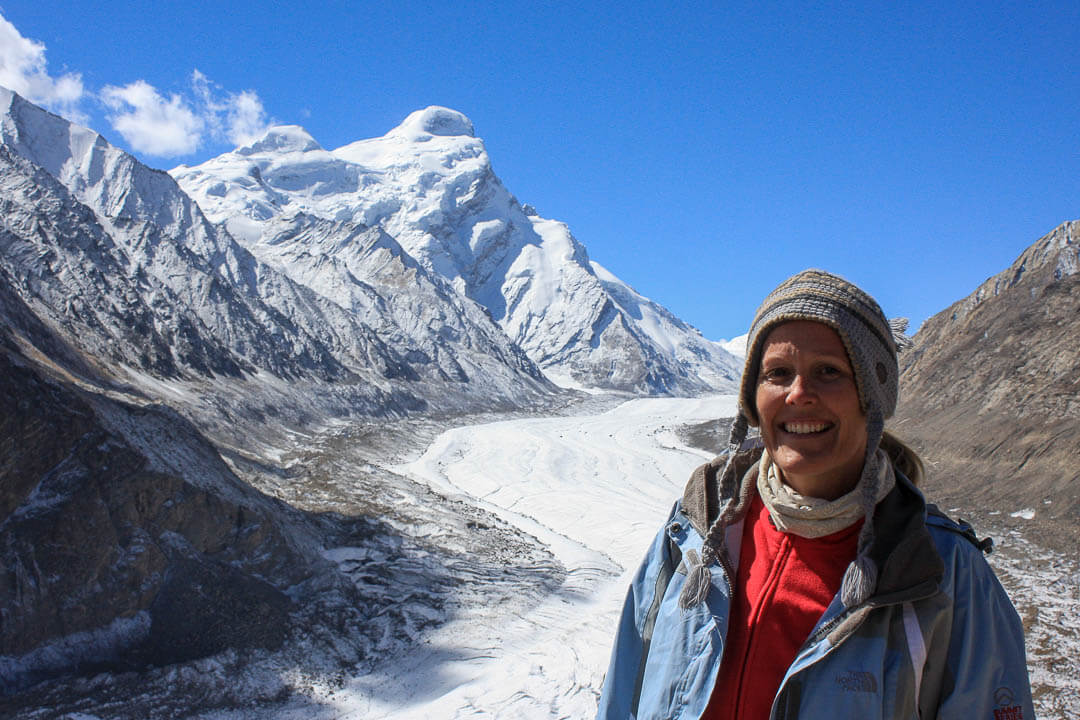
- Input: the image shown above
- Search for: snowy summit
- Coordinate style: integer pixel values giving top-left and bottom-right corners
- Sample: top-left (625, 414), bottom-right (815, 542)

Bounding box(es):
top-left (173, 106), bottom-right (741, 395)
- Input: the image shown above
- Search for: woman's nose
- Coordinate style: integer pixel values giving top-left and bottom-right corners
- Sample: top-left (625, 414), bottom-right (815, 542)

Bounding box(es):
top-left (785, 374), bottom-right (817, 404)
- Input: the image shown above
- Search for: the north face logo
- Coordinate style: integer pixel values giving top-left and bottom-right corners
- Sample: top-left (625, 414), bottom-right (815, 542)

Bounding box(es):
top-left (835, 670), bottom-right (877, 693)
top-left (993, 686), bottom-right (1023, 719)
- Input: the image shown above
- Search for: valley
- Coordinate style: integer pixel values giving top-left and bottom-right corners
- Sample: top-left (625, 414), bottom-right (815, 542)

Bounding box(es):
top-left (5, 397), bottom-right (1075, 719)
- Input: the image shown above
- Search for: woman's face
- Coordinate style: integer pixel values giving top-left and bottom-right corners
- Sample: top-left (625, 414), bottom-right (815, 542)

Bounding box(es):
top-left (754, 320), bottom-right (868, 500)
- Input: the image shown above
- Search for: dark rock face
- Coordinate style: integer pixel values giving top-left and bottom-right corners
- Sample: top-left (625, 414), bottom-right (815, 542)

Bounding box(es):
top-left (896, 221), bottom-right (1080, 551)
top-left (0, 337), bottom-right (318, 691)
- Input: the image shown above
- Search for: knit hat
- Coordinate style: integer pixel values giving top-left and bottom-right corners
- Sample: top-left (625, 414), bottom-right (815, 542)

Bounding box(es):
top-left (679, 269), bottom-right (912, 610)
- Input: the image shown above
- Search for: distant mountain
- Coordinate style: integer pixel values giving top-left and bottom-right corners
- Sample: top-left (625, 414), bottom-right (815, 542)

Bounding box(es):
top-left (896, 220), bottom-right (1080, 551)
top-left (173, 107), bottom-right (739, 395)
top-left (0, 88), bottom-right (555, 428)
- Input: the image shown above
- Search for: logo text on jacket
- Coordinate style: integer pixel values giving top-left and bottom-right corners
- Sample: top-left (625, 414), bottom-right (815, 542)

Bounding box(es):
top-left (835, 670), bottom-right (878, 693)
top-left (993, 686), bottom-right (1023, 719)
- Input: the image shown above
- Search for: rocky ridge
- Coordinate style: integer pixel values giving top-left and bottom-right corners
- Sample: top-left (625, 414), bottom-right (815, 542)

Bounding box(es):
top-left (895, 220), bottom-right (1080, 551)
top-left (0, 330), bottom-right (324, 692)
top-left (0, 329), bottom-right (562, 713)
top-left (0, 87), bottom-right (556, 424)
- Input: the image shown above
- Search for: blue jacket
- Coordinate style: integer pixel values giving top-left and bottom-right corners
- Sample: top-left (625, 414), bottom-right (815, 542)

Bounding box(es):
top-left (596, 449), bottom-right (1034, 719)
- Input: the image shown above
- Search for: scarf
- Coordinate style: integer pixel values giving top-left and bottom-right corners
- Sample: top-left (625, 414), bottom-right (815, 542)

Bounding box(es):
top-left (756, 448), bottom-right (896, 539)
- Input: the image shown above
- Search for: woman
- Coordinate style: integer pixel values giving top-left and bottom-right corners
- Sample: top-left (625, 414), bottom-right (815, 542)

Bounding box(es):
top-left (596, 270), bottom-right (1033, 719)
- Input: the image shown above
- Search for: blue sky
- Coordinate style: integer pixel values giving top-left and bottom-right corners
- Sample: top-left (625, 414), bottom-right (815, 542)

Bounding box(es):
top-left (1, 1), bottom-right (1077, 340)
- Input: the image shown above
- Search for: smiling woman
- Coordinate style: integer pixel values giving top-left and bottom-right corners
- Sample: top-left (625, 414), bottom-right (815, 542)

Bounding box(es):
top-left (754, 320), bottom-right (867, 500)
top-left (597, 269), bottom-right (1034, 720)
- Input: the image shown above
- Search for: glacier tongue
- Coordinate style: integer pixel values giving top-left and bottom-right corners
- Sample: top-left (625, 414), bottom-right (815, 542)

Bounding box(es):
top-left (174, 106), bottom-right (740, 395)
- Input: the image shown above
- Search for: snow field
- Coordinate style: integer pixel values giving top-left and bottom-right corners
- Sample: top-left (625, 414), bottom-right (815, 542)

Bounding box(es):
top-left (986, 530), bottom-right (1080, 719)
top-left (321, 395), bottom-right (736, 718)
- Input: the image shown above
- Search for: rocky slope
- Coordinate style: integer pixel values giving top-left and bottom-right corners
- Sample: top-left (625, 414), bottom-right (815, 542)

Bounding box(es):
top-left (172, 107), bottom-right (739, 394)
top-left (0, 329), bottom-right (324, 691)
top-left (0, 327), bottom-right (561, 711)
top-left (895, 220), bottom-right (1080, 551)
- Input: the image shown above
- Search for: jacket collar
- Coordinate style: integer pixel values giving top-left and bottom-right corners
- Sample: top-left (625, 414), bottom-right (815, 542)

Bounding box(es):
top-left (681, 448), bottom-right (944, 603)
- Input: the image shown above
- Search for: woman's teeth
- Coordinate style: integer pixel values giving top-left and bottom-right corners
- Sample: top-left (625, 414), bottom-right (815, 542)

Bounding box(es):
top-left (783, 421), bottom-right (830, 434)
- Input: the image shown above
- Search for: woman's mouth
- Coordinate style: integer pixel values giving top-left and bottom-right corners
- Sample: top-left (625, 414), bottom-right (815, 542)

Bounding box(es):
top-left (781, 421), bottom-right (832, 435)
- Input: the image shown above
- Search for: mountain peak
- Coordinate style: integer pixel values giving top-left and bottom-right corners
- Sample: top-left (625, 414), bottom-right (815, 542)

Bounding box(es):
top-left (390, 106), bottom-right (475, 140)
top-left (236, 125), bottom-right (322, 155)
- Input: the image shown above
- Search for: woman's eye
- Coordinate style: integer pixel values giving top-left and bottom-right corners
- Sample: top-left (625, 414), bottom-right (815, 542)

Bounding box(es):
top-left (818, 365), bottom-right (844, 379)
top-left (763, 367), bottom-right (790, 382)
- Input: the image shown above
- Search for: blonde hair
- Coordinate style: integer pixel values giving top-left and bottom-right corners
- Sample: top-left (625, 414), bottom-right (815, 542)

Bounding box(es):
top-left (880, 431), bottom-right (925, 486)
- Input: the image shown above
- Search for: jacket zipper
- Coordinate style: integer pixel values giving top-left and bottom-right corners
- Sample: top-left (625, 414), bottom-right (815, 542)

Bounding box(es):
top-left (767, 604), bottom-right (864, 720)
top-left (766, 583), bottom-right (941, 720)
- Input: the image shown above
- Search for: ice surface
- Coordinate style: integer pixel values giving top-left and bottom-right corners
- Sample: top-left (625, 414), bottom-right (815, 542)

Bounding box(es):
top-left (262, 395), bottom-right (735, 719)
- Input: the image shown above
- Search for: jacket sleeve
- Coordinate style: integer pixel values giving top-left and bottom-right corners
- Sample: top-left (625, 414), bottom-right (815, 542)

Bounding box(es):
top-left (596, 502), bottom-right (681, 720)
top-left (934, 541), bottom-right (1034, 720)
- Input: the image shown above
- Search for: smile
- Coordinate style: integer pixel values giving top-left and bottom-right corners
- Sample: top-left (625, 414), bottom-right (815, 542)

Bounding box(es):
top-left (782, 421), bottom-right (832, 434)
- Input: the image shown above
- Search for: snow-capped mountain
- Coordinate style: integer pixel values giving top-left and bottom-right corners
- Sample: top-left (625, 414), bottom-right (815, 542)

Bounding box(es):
top-left (0, 88), bottom-right (553, 416)
top-left (173, 107), bottom-right (740, 394)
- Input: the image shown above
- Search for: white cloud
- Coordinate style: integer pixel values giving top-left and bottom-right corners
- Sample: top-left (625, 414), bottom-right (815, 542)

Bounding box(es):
top-left (0, 12), bottom-right (273, 159)
top-left (100, 72), bottom-right (273, 157)
top-left (0, 12), bottom-right (86, 123)
top-left (191, 69), bottom-right (271, 147)
top-left (225, 90), bottom-right (269, 145)
top-left (101, 80), bottom-right (204, 156)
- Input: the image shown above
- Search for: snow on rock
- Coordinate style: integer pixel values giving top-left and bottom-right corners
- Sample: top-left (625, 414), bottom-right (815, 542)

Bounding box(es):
top-left (0, 86), bottom-right (553, 412)
top-left (237, 125), bottom-right (322, 155)
top-left (174, 107), bottom-right (741, 395)
top-left (720, 332), bottom-right (749, 359)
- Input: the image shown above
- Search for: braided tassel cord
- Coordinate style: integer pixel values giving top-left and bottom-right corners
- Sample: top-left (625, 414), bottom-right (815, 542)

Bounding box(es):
top-left (677, 411), bottom-right (754, 610)
top-left (679, 549), bottom-right (712, 609)
top-left (840, 554), bottom-right (878, 608)
top-left (842, 415), bottom-right (885, 607)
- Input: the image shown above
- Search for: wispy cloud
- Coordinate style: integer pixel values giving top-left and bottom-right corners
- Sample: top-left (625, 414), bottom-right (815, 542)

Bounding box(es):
top-left (0, 13), bottom-right (86, 123)
top-left (100, 72), bottom-right (273, 157)
top-left (0, 11), bottom-right (274, 158)
top-left (100, 80), bottom-right (204, 156)
top-left (190, 69), bottom-right (271, 147)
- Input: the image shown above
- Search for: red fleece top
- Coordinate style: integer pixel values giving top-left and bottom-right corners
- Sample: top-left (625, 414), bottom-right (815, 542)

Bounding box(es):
top-left (703, 492), bottom-right (862, 720)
